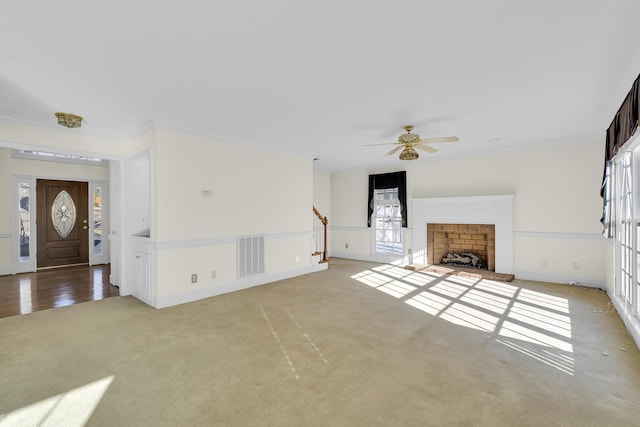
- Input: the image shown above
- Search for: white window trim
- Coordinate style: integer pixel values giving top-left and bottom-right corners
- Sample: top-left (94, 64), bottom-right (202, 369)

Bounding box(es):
top-left (11, 149), bottom-right (108, 167)
top-left (610, 133), bottom-right (640, 347)
top-left (371, 188), bottom-right (404, 260)
top-left (89, 180), bottom-right (110, 266)
top-left (12, 175), bottom-right (37, 273)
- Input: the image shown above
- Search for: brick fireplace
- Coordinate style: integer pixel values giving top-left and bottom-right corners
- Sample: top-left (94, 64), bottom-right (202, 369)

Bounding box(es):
top-left (427, 223), bottom-right (496, 271)
top-left (411, 195), bottom-right (514, 274)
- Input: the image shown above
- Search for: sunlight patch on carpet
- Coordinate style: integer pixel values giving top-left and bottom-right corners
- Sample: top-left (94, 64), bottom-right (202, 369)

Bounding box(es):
top-left (0, 375), bottom-right (114, 427)
top-left (352, 264), bottom-right (575, 375)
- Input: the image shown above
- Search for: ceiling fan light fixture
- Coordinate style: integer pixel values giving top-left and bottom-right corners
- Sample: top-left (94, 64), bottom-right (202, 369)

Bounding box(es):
top-left (55, 112), bottom-right (83, 128)
top-left (363, 125), bottom-right (458, 161)
top-left (399, 146), bottom-right (419, 160)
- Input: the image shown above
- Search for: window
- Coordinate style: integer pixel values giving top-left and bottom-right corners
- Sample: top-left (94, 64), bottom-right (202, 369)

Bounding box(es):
top-left (373, 188), bottom-right (403, 255)
top-left (618, 152), bottom-right (633, 305)
top-left (367, 171), bottom-right (407, 258)
top-left (88, 181), bottom-right (109, 266)
top-left (367, 171), bottom-right (407, 228)
top-left (602, 72), bottom-right (640, 331)
top-left (15, 176), bottom-right (37, 273)
top-left (11, 149), bottom-right (107, 166)
top-left (93, 186), bottom-right (103, 256)
top-left (18, 182), bottom-right (30, 262)
top-left (601, 161), bottom-right (613, 238)
top-left (611, 141), bottom-right (640, 319)
top-left (51, 190), bottom-right (77, 239)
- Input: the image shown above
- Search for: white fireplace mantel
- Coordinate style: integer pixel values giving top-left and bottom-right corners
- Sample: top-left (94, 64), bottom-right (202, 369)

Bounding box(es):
top-left (411, 195), bottom-right (515, 274)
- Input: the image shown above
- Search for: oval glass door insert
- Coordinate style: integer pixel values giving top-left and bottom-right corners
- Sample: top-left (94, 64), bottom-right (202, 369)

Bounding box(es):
top-left (51, 190), bottom-right (76, 238)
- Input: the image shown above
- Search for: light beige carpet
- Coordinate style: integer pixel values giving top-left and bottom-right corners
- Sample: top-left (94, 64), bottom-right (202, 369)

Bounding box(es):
top-left (1, 258), bottom-right (639, 426)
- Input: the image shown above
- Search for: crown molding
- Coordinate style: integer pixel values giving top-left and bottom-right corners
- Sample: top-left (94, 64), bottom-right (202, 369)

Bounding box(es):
top-left (0, 114), bottom-right (130, 141)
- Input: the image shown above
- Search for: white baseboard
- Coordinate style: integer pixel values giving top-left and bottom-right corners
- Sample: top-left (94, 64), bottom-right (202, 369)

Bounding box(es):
top-left (329, 251), bottom-right (367, 261)
top-left (0, 266), bottom-right (13, 276)
top-left (330, 251), bottom-right (410, 265)
top-left (514, 270), bottom-right (606, 289)
top-left (131, 291), bottom-right (153, 306)
top-left (329, 254), bottom-right (607, 288)
top-left (154, 263), bottom-right (328, 309)
top-left (608, 293), bottom-right (640, 351)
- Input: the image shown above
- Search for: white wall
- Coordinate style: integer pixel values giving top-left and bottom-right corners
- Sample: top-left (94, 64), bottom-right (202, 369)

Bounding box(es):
top-left (0, 147), bottom-right (109, 273)
top-left (151, 129), bottom-right (320, 307)
top-left (313, 169), bottom-right (331, 219)
top-left (128, 151), bottom-right (152, 237)
top-left (313, 169), bottom-right (331, 256)
top-left (330, 140), bottom-right (606, 286)
top-left (0, 150), bottom-right (11, 271)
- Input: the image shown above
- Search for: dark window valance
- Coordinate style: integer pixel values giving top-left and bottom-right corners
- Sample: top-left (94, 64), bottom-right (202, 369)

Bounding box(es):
top-left (604, 76), bottom-right (639, 165)
top-left (601, 74), bottom-right (640, 237)
top-left (367, 171), bottom-right (407, 227)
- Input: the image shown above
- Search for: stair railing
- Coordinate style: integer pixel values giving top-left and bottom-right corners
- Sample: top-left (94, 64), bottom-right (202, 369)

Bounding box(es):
top-left (312, 206), bottom-right (328, 263)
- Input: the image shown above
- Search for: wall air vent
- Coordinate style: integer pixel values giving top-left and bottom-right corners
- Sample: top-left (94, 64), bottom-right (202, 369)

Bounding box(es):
top-left (237, 235), bottom-right (265, 278)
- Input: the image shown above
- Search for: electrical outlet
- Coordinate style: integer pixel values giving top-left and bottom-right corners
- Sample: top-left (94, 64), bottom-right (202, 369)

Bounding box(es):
top-left (191, 273), bottom-right (198, 283)
top-left (542, 259), bottom-right (548, 268)
top-left (573, 262), bottom-right (580, 271)
top-left (295, 256), bottom-right (300, 263)
top-left (408, 248), bottom-right (412, 254)
top-left (345, 243), bottom-right (349, 249)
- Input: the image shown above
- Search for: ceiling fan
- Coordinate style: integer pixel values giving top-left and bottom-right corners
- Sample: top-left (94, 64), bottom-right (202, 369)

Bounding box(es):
top-left (364, 125), bottom-right (459, 160)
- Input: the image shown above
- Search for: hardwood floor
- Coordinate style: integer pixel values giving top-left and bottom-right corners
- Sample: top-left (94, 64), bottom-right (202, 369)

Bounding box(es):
top-left (0, 264), bottom-right (119, 319)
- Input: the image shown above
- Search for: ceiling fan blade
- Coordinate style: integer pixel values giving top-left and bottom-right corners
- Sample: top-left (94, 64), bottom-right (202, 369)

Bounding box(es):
top-left (418, 136), bottom-right (459, 144)
top-left (385, 145), bottom-right (405, 156)
top-left (415, 144), bottom-right (438, 154)
top-left (363, 142), bottom-right (401, 147)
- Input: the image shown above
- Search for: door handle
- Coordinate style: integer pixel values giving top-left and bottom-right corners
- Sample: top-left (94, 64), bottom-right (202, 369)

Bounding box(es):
top-left (83, 225), bottom-right (89, 230)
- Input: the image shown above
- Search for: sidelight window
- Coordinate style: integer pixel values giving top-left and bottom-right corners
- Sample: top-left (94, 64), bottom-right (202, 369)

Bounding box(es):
top-left (93, 186), bottom-right (103, 255)
top-left (15, 176), bottom-right (37, 273)
top-left (18, 182), bottom-right (31, 261)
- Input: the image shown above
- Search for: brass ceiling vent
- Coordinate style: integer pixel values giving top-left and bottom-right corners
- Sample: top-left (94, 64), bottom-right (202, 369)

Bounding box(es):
top-left (55, 112), bottom-right (83, 128)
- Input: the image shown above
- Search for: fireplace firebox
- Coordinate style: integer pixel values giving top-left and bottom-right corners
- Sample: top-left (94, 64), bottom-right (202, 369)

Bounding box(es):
top-left (427, 223), bottom-right (495, 271)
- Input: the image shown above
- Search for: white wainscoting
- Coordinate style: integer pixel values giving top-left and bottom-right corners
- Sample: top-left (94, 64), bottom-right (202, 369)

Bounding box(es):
top-left (513, 231), bottom-right (606, 288)
top-left (151, 231), bottom-right (327, 309)
top-left (0, 233), bottom-right (12, 275)
top-left (155, 264), bottom-right (327, 309)
top-left (330, 225), bottom-right (414, 264)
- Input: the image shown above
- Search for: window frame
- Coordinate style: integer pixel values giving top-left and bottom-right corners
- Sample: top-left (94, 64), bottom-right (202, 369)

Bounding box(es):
top-left (13, 176), bottom-right (37, 273)
top-left (371, 187), bottom-right (404, 257)
top-left (89, 180), bottom-right (110, 266)
top-left (612, 138), bottom-right (640, 319)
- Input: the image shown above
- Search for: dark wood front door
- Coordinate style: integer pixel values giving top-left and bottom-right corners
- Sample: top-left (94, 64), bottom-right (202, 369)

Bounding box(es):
top-left (36, 180), bottom-right (89, 268)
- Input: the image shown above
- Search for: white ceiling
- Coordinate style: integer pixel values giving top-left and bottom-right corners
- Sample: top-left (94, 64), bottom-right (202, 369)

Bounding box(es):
top-left (2, 1), bottom-right (640, 171)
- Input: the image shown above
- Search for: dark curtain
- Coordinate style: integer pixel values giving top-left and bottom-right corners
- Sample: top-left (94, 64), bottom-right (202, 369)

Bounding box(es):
top-left (601, 74), bottom-right (640, 237)
top-left (367, 171), bottom-right (407, 227)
